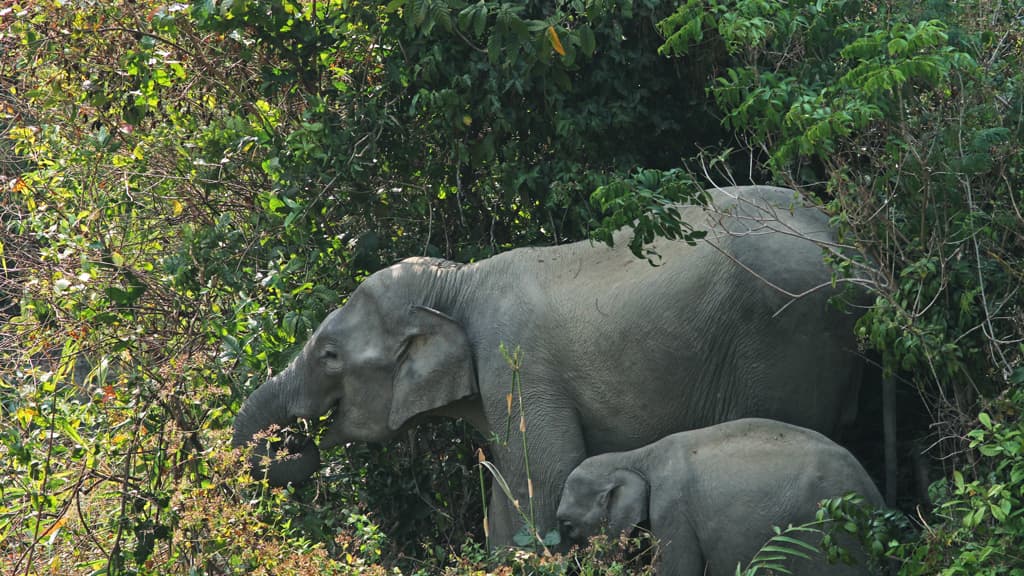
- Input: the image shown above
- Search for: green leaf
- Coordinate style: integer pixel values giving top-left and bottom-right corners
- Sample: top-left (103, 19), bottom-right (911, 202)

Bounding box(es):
top-left (953, 469), bottom-right (965, 492)
top-left (487, 34), bottom-right (501, 65)
top-left (766, 534), bottom-right (820, 553)
top-left (887, 37), bottom-right (908, 56)
top-left (978, 412), bottom-right (992, 429)
top-left (105, 284), bottom-right (147, 306)
top-left (512, 526), bottom-right (534, 547)
top-left (1010, 367), bottom-right (1024, 385)
top-left (978, 445), bottom-right (1003, 457)
top-left (578, 25), bottom-right (595, 56)
top-left (761, 545), bottom-right (806, 557)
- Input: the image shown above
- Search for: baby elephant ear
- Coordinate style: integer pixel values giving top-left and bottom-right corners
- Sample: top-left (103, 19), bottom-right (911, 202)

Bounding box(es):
top-left (388, 305), bottom-right (477, 431)
top-left (607, 468), bottom-right (649, 537)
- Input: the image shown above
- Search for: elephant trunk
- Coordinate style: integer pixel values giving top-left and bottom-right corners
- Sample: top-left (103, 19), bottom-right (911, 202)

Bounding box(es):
top-left (231, 368), bottom-right (322, 486)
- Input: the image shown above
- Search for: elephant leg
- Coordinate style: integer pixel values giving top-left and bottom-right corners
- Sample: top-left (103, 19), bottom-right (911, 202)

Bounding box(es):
top-left (661, 544), bottom-right (704, 576)
top-left (486, 489), bottom-right (516, 547)
top-left (657, 520), bottom-right (703, 576)
top-left (482, 393), bottom-right (587, 550)
top-left (476, 440), bottom-right (531, 548)
top-left (479, 441), bottom-right (539, 548)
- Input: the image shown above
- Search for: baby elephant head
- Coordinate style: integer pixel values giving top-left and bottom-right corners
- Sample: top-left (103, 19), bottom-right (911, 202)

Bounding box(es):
top-left (556, 460), bottom-right (649, 543)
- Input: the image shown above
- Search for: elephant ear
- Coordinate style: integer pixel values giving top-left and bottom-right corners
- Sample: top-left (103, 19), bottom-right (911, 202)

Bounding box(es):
top-left (388, 305), bottom-right (477, 431)
top-left (607, 468), bottom-right (649, 537)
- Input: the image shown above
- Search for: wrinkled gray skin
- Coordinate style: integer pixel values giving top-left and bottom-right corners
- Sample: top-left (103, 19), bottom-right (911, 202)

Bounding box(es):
top-left (231, 185), bottom-right (866, 546)
top-left (556, 418), bottom-right (885, 576)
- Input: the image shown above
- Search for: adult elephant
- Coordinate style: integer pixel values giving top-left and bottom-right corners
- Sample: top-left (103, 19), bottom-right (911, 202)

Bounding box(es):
top-left (231, 185), bottom-right (867, 546)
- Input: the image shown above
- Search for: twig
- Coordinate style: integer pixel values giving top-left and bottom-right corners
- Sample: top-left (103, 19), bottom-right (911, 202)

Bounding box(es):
top-left (83, 27), bottom-right (194, 57)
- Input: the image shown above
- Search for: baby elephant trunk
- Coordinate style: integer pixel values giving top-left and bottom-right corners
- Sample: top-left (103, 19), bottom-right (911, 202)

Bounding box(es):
top-left (231, 373), bottom-right (322, 486)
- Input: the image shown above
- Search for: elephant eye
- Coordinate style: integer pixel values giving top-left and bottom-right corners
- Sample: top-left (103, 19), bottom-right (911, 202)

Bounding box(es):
top-left (320, 348), bottom-right (344, 373)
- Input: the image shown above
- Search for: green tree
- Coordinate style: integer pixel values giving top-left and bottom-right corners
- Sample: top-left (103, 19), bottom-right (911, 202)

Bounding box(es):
top-left (658, 0), bottom-right (1024, 571)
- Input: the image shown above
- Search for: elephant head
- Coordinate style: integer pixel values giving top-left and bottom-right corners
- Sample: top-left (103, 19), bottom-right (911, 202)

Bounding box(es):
top-left (231, 282), bottom-right (477, 486)
top-left (557, 463), bottom-right (649, 543)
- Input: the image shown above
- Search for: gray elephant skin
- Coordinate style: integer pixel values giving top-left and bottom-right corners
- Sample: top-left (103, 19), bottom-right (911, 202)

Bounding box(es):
top-left (231, 185), bottom-right (866, 546)
top-left (556, 418), bottom-right (884, 576)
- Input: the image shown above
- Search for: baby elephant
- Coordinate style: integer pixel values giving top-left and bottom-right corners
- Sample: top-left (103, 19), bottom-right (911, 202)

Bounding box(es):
top-left (556, 418), bottom-right (884, 576)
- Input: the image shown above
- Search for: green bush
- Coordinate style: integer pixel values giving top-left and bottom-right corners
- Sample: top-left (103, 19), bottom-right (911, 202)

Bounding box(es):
top-left (893, 391), bottom-right (1024, 574)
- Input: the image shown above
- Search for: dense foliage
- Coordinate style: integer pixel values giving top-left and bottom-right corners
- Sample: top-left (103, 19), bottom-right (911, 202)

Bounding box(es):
top-left (1, 0), bottom-right (1022, 574)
